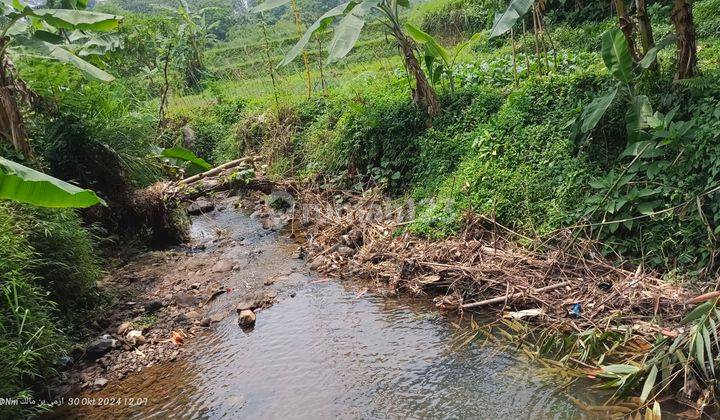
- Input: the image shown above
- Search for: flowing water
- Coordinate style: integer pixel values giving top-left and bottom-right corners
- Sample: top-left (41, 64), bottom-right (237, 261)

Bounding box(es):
top-left (55, 204), bottom-right (607, 419)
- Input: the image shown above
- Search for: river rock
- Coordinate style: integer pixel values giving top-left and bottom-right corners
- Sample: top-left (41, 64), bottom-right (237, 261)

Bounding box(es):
top-left (86, 338), bottom-right (117, 360)
top-left (187, 198), bottom-right (215, 216)
top-left (200, 318), bottom-right (212, 327)
top-left (184, 310), bottom-right (202, 321)
top-left (235, 291), bottom-right (276, 312)
top-left (211, 260), bottom-right (235, 273)
top-left (93, 378), bottom-right (108, 390)
top-left (174, 292), bottom-right (199, 307)
top-left (238, 310), bottom-right (256, 327)
top-left (125, 330), bottom-right (146, 347)
top-left (143, 300), bottom-right (163, 314)
top-left (117, 321), bottom-right (132, 336)
top-left (335, 246), bottom-right (356, 257)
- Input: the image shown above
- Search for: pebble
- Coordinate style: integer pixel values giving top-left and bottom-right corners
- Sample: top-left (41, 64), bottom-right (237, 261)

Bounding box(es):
top-left (238, 310), bottom-right (256, 328)
top-left (117, 321), bottom-right (132, 336)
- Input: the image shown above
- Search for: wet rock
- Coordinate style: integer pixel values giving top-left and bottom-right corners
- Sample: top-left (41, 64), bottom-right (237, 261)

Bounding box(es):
top-left (93, 378), bottom-right (108, 390)
top-left (309, 256), bottom-right (325, 270)
top-left (211, 260), bottom-right (235, 273)
top-left (117, 321), bottom-right (132, 336)
top-left (210, 312), bottom-right (226, 323)
top-left (144, 300), bottom-right (163, 314)
top-left (174, 292), bottom-right (199, 307)
top-left (290, 246), bottom-right (305, 260)
top-left (199, 318), bottom-right (212, 327)
top-left (235, 290), bottom-right (276, 312)
top-left (187, 198), bottom-right (215, 216)
top-left (238, 310), bottom-right (256, 327)
top-left (184, 310), bottom-right (202, 321)
top-left (86, 338), bottom-right (116, 361)
top-left (58, 356), bottom-right (74, 368)
top-left (335, 246), bottom-right (356, 257)
top-left (125, 330), bottom-right (146, 347)
top-left (290, 292), bottom-right (296, 298)
top-left (266, 190), bottom-right (293, 210)
top-left (342, 230), bottom-right (363, 248)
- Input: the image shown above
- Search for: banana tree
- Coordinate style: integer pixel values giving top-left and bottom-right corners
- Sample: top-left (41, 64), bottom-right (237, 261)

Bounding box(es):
top-left (0, 2), bottom-right (122, 156)
top-left (0, 156), bottom-right (104, 207)
top-left (575, 29), bottom-right (676, 143)
top-left (255, 0), bottom-right (441, 117)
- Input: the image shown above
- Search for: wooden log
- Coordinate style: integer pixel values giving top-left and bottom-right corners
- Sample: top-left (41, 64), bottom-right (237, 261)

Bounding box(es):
top-left (181, 178), bottom-right (275, 201)
top-left (460, 281), bottom-right (571, 309)
top-left (179, 156), bottom-right (255, 185)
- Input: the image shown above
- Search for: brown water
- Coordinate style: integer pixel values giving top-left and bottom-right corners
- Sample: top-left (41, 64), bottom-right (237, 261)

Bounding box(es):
top-left (56, 203), bottom-right (605, 419)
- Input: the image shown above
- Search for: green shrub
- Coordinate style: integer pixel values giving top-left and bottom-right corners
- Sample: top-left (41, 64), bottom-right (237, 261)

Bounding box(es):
top-left (696, 0), bottom-right (720, 38)
top-left (0, 205), bottom-right (68, 418)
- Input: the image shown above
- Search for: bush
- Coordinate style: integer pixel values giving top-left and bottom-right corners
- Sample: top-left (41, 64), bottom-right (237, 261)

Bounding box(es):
top-left (0, 205), bottom-right (69, 418)
top-left (696, 0), bottom-right (720, 38)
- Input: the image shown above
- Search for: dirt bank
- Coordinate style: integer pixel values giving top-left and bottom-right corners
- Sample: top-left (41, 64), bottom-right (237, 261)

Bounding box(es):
top-left (50, 190), bottom-right (303, 400)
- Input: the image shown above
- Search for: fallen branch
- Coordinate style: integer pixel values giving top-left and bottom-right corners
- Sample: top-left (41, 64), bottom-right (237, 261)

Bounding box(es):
top-left (460, 281), bottom-right (571, 309)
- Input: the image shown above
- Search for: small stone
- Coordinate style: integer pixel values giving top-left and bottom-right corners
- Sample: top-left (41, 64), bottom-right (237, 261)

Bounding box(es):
top-left (93, 378), bottom-right (108, 390)
top-left (187, 198), bottom-right (215, 216)
top-left (200, 318), bottom-right (212, 327)
top-left (117, 321), bottom-right (132, 336)
top-left (290, 292), bottom-right (296, 298)
top-left (125, 330), bottom-right (146, 347)
top-left (86, 338), bottom-right (116, 361)
top-left (335, 246), bottom-right (355, 257)
top-left (211, 260), bottom-right (234, 273)
top-left (174, 292), bottom-right (199, 307)
top-left (238, 310), bottom-right (256, 328)
top-left (143, 300), bottom-right (163, 314)
top-left (184, 310), bottom-right (202, 321)
top-left (210, 313), bottom-right (225, 323)
top-left (264, 277), bottom-right (276, 286)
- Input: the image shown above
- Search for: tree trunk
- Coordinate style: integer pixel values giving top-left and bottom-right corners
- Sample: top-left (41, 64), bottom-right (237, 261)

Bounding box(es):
top-left (671, 0), bottom-right (698, 80)
top-left (635, 0), bottom-right (655, 55)
top-left (0, 48), bottom-right (32, 158)
top-left (393, 28), bottom-right (439, 118)
top-left (614, 0), bottom-right (640, 61)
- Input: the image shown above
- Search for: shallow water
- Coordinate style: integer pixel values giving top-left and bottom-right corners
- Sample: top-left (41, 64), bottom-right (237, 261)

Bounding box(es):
top-left (55, 205), bottom-right (607, 419)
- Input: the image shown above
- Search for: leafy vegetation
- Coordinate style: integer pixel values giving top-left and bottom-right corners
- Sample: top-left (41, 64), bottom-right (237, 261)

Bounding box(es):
top-left (1, 0), bottom-right (720, 415)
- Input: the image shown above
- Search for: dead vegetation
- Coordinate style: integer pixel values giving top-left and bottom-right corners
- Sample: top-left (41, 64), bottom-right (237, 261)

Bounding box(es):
top-left (295, 187), bottom-right (690, 332)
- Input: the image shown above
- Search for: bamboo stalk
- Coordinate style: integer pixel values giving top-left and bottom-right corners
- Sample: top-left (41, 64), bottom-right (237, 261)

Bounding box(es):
top-left (179, 157), bottom-right (254, 185)
top-left (461, 281), bottom-right (571, 309)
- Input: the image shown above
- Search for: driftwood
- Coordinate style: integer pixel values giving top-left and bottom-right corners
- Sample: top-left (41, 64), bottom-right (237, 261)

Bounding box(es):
top-left (460, 281), bottom-right (571, 309)
top-left (164, 155), bottom-right (276, 202)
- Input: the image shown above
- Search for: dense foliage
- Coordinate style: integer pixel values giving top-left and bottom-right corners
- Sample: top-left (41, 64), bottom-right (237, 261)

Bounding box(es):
top-left (1, 0), bottom-right (719, 415)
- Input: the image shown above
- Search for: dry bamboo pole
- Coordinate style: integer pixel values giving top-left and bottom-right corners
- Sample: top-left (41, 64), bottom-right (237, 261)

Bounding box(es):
top-left (461, 281), bottom-right (571, 309)
top-left (290, 0), bottom-right (313, 98)
top-left (510, 28), bottom-right (518, 85)
top-left (179, 156), bottom-right (255, 185)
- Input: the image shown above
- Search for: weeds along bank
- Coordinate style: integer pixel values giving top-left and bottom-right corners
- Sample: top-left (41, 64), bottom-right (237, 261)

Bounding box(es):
top-left (0, 0), bottom-right (718, 416)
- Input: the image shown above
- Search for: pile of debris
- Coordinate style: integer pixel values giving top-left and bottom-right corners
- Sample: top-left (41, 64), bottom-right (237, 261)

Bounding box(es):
top-left (294, 187), bottom-right (691, 332)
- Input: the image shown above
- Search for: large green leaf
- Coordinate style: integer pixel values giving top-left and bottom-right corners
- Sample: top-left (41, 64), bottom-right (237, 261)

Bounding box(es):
top-left (581, 86), bottom-right (618, 133)
top-left (626, 95), bottom-right (653, 142)
top-left (251, 0), bottom-right (291, 13)
top-left (278, 2), bottom-right (356, 67)
top-left (405, 22), bottom-right (449, 65)
top-left (327, 1), bottom-right (378, 64)
top-left (31, 9), bottom-right (122, 32)
top-left (21, 37), bottom-right (115, 81)
top-left (489, 0), bottom-right (534, 38)
top-left (601, 29), bottom-right (634, 83)
top-left (0, 156), bottom-right (104, 208)
top-left (639, 35), bottom-right (677, 69)
top-left (160, 147), bottom-right (212, 177)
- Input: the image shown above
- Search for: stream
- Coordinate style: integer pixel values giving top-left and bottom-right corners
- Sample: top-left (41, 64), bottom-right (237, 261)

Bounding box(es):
top-left (54, 200), bottom-right (606, 419)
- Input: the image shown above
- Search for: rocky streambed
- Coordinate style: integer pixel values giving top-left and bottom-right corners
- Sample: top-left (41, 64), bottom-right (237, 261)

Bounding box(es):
top-left (47, 191), bottom-right (605, 419)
